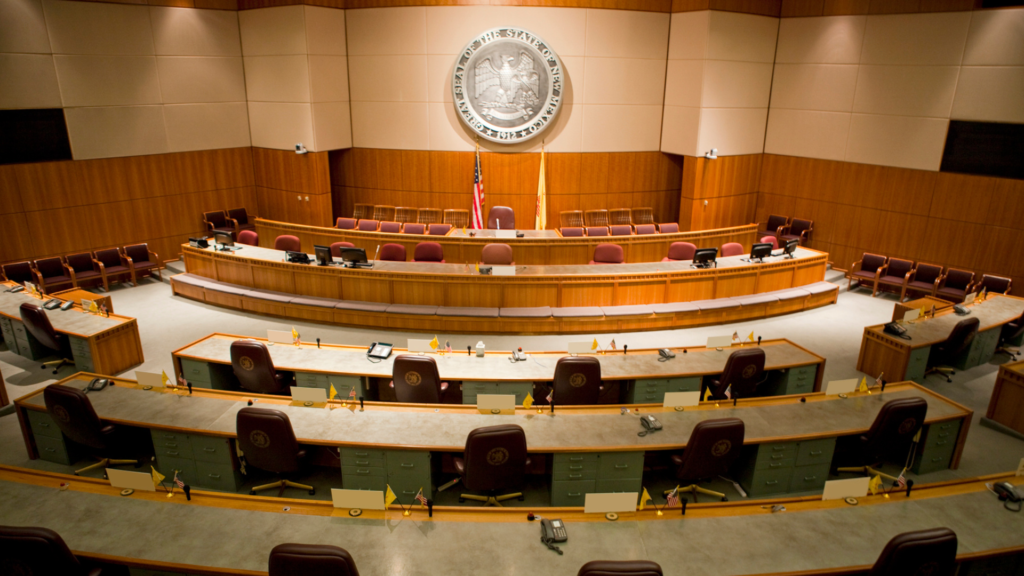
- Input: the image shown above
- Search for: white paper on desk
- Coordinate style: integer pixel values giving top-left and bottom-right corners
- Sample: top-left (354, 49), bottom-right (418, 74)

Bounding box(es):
top-left (291, 386), bottom-right (327, 404)
top-left (584, 492), bottom-right (639, 514)
top-left (495, 229), bottom-right (516, 239)
top-left (267, 330), bottom-right (292, 344)
top-left (408, 339), bottom-right (433, 353)
top-left (332, 489), bottom-right (386, 510)
top-left (903, 308), bottom-right (920, 322)
top-left (81, 299), bottom-right (95, 311)
top-left (964, 292), bottom-right (976, 305)
top-left (822, 477), bottom-right (869, 500)
top-left (135, 371), bottom-right (164, 388)
top-left (107, 468), bottom-right (156, 492)
top-left (706, 335), bottom-right (733, 348)
top-left (477, 394), bottom-right (515, 411)
top-left (567, 341), bottom-right (593, 354)
top-left (491, 265), bottom-right (516, 276)
top-left (664, 391), bottom-right (700, 408)
top-left (825, 378), bottom-right (860, 395)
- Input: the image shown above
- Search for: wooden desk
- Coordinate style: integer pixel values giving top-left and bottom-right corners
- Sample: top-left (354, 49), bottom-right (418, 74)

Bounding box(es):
top-left (892, 296), bottom-right (951, 322)
top-left (0, 282), bottom-right (144, 375)
top-left (51, 287), bottom-right (114, 314)
top-left (256, 218), bottom-right (760, 266)
top-left (858, 294), bottom-right (1024, 384)
top-left (172, 334), bottom-right (827, 403)
top-left (985, 360), bottom-right (1024, 439)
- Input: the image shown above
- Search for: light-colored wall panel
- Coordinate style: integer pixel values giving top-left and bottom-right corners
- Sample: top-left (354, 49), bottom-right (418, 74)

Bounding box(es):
top-left (248, 101), bottom-right (314, 151)
top-left (43, 0), bottom-right (154, 56)
top-left (660, 105), bottom-right (701, 157)
top-left (312, 101), bottom-right (352, 151)
top-left (0, 54), bottom-right (61, 109)
top-left (346, 7), bottom-right (426, 57)
top-left (664, 60), bottom-right (704, 108)
top-left (164, 102), bottom-right (251, 152)
top-left (350, 101), bottom-right (430, 150)
top-left (150, 7), bottom-right (241, 57)
top-left (852, 65), bottom-right (959, 118)
top-left (0, 0), bottom-right (51, 54)
top-left (962, 8), bottom-right (1024, 66)
top-left (238, 5), bottom-right (306, 56)
top-left (427, 101), bottom-right (475, 152)
top-left (581, 105), bottom-right (664, 152)
top-left (775, 15), bottom-right (866, 64)
top-left (424, 6), bottom-right (587, 58)
top-left (309, 55), bottom-right (349, 103)
top-left (65, 105), bottom-right (169, 160)
top-left (764, 108), bottom-right (850, 161)
top-left (583, 58), bottom-right (666, 105)
top-left (54, 55), bottom-right (161, 107)
top-left (348, 55), bottom-right (427, 103)
top-left (769, 63), bottom-right (857, 111)
top-left (950, 66), bottom-right (1024, 124)
top-left (697, 107), bottom-right (768, 156)
top-left (426, 54), bottom-right (454, 104)
top-left (243, 55), bottom-right (311, 103)
top-left (584, 9), bottom-right (669, 60)
top-left (844, 113), bottom-right (949, 171)
top-left (541, 104), bottom-right (582, 153)
top-left (701, 60), bottom-right (773, 108)
top-left (860, 12), bottom-right (970, 66)
top-left (157, 56), bottom-right (246, 104)
top-left (304, 6), bottom-right (346, 56)
top-left (668, 11), bottom-right (709, 60)
top-left (707, 11), bottom-right (778, 63)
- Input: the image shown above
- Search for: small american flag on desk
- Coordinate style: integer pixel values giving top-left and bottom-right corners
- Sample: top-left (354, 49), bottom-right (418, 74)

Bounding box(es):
top-left (415, 487), bottom-right (428, 506)
top-left (173, 470), bottom-right (185, 489)
top-left (666, 485), bottom-right (680, 507)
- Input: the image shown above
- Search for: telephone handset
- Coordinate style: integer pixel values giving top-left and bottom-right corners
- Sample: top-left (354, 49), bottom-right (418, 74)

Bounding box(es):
top-left (43, 298), bottom-right (62, 310)
top-left (954, 304), bottom-right (971, 315)
top-left (367, 342), bottom-right (393, 359)
top-left (511, 348), bottom-right (527, 362)
top-left (658, 348), bottom-right (676, 360)
top-left (883, 321), bottom-right (910, 339)
top-left (638, 414), bottom-right (663, 436)
top-left (540, 518), bottom-right (567, 555)
top-left (993, 482), bottom-right (1022, 512)
top-left (84, 378), bottom-right (110, 394)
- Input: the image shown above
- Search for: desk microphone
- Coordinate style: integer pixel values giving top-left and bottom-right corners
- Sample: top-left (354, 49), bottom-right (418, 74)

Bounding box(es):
top-left (183, 485), bottom-right (191, 501)
top-left (623, 345), bottom-right (628, 355)
top-left (359, 397), bottom-right (364, 411)
top-left (467, 346), bottom-right (471, 356)
top-left (316, 338), bottom-right (321, 349)
top-left (187, 382), bottom-right (192, 395)
top-left (372, 244), bottom-right (380, 268)
top-left (757, 336), bottom-right (762, 346)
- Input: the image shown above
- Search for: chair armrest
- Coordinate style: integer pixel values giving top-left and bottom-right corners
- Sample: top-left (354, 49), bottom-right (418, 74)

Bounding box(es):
top-left (122, 255), bottom-right (134, 268)
top-left (204, 220), bottom-right (214, 233)
top-left (149, 250), bottom-right (160, 264)
top-left (906, 268), bottom-right (917, 283)
top-left (850, 260), bottom-right (863, 275)
top-left (33, 270), bottom-right (44, 286)
top-left (92, 259), bottom-right (106, 274)
top-left (777, 224), bottom-right (791, 236)
top-left (903, 270), bottom-right (914, 284)
top-left (874, 263), bottom-right (888, 279)
top-left (935, 273), bottom-right (948, 290)
top-left (800, 227), bottom-right (812, 241)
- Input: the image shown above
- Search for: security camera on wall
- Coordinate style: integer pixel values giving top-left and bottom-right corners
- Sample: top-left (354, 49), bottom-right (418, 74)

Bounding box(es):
top-left (295, 143), bottom-right (308, 155)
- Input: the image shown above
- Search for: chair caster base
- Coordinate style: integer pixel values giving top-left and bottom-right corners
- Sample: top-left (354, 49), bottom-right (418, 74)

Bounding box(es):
top-left (721, 497), bottom-right (728, 502)
top-left (459, 497), bottom-right (466, 503)
top-left (249, 490), bottom-right (256, 495)
top-left (309, 489), bottom-right (316, 495)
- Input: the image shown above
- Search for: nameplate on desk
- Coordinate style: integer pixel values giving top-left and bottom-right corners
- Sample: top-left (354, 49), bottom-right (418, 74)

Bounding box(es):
top-left (135, 371), bottom-right (164, 388)
top-left (706, 335), bottom-right (733, 349)
top-left (267, 330), bottom-right (292, 344)
top-left (408, 339), bottom-right (433, 353)
top-left (494, 230), bottom-right (516, 239)
top-left (107, 469), bottom-right (156, 492)
top-left (584, 492), bottom-right (639, 514)
top-left (567, 341), bottom-right (593, 354)
top-left (491, 265), bottom-right (515, 276)
top-left (477, 394), bottom-right (515, 413)
top-left (824, 378), bottom-right (859, 395)
top-left (821, 477), bottom-right (869, 500)
top-left (964, 292), bottom-right (976, 305)
top-left (903, 308), bottom-right (920, 323)
top-left (664, 391), bottom-right (700, 408)
top-left (291, 386), bottom-right (327, 404)
top-left (332, 488), bottom-right (386, 510)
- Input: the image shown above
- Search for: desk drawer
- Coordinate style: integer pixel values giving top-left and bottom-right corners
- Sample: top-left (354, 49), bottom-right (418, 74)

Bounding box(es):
top-left (191, 435), bottom-right (234, 465)
top-left (27, 410), bottom-right (63, 439)
top-left (595, 478), bottom-right (642, 495)
top-left (597, 452), bottom-right (644, 480)
top-left (194, 460), bottom-right (240, 492)
top-left (179, 358), bottom-right (213, 385)
top-left (753, 442), bottom-right (797, 469)
top-left (789, 463), bottom-right (830, 493)
top-left (343, 474), bottom-right (386, 492)
top-left (342, 465), bottom-right (386, 478)
top-left (496, 382), bottom-right (534, 403)
top-left (342, 456), bottom-right (386, 468)
top-left (744, 466), bottom-right (792, 497)
top-left (35, 434), bottom-right (72, 465)
top-left (666, 377), bottom-right (702, 392)
top-left (386, 451), bottom-right (431, 476)
top-left (341, 448), bottom-right (387, 461)
top-left (154, 443), bottom-right (194, 460)
top-left (551, 479), bottom-right (595, 507)
top-left (795, 438), bottom-right (835, 468)
top-left (922, 420), bottom-right (961, 452)
top-left (69, 336), bottom-right (91, 357)
top-left (150, 430), bottom-right (191, 451)
top-left (906, 346), bottom-right (930, 384)
top-left (154, 455), bottom-right (196, 486)
top-left (552, 453), bottom-right (599, 480)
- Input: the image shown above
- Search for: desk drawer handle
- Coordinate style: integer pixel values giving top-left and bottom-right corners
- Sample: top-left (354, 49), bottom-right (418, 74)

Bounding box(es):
top-left (936, 441), bottom-right (949, 447)
top-left (400, 463), bottom-right (415, 468)
top-left (162, 434), bottom-right (176, 439)
top-left (937, 433), bottom-right (951, 438)
top-left (771, 454), bottom-right (785, 460)
top-left (569, 465), bottom-right (583, 470)
top-left (164, 443), bottom-right (179, 448)
top-left (402, 490), bottom-right (416, 495)
top-left (808, 450), bottom-right (823, 456)
top-left (203, 447), bottom-right (216, 452)
top-left (569, 456), bottom-right (584, 461)
top-left (166, 451), bottom-right (179, 456)
top-left (765, 480), bottom-right (779, 486)
top-left (930, 457), bottom-right (944, 462)
top-left (354, 452), bottom-right (368, 457)
top-left (569, 474), bottom-right (582, 479)
top-left (38, 422), bottom-right (50, 428)
top-left (771, 446), bottom-right (786, 451)
top-left (614, 464), bottom-right (629, 469)
top-left (207, 474), bottom-right (221, 479)
top-left (769, 462), bottom-right (784, 468)
top-left (568, 492), bottom-right (581, 497)
top-left (356, 469), bottom-right (370, 474)
top-left (45, 448), bottom-right (56, 453)
top-left (802, 475), bottom-right (818, 481)
top-left (355, 460), bottom-right (369, 465)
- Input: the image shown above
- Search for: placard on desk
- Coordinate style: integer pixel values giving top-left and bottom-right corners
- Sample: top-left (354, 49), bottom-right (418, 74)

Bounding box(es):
top-left (903, 309), bottom-right (920, 323)
top-left (291, 386), bottom-right (327, 404)
top-left (584, 492), bottom-right (639, 514)
top-left (965, 292), bottom-right (976, 305)
top-left (491, 265), bottom-right (515, 276)
top-left (332, 488), bottom-right (386, 510)
top-left (267, 330), bottom-right (292, 344)
top-left (107, 469), bottom-right (156, 492)
top-left (495, 230), bottom-right (516, 239)
top-left (567, 341), bottom-right (593, 354)
top-left (477, 394), bottom-right (516, 414)
top-left (664, 391), bottom-right (700, 408)
top-left (706, 335), bottom-right (733, 349)
top-left (135, 371), bottom-right (164, 388)
top-left (822, 477), bottom-right (869, 500)
top-left (825, 378), bottom-right (859, 395)
top-left (408, 339), bottom-right (433, 353)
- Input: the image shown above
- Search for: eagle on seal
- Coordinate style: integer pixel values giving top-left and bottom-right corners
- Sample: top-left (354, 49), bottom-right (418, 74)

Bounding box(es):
top-left (474, 51), bottom-right (540, 108)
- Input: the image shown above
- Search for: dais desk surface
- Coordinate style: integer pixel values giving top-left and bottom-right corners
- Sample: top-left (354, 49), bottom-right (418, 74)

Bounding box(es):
top-left (867, 295), bottom-right (1024, 348)
top-left (0, 285), bottom-right (126, 337)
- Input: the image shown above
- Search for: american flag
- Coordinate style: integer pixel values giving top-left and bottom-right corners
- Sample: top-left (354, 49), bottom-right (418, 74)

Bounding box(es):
top-left (472, 144), bottom-right (485, 230)
top-left (446, 340), bottom-right (452, 354)
top-left (896, 469), bottom-right (907, 489)
top-left (666, 486), bottom-right (680, 507)
top-left (546, 389), bottom-right (553, 403)
top-left (178, 375), bottom-right (187, 387)
top-left (173, 470), bottom-right (185, 489)
top-left (415, 487), bottom-right (428, 506)
top-left (609, 339), bottom-right (616, 350)
top-left (349, 387), bottom-right (356, 399)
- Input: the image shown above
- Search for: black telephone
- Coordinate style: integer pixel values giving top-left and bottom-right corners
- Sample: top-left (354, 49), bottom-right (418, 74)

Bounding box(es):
top-left (638, 414), bottom-right (663, 436)
top-left (883, 322), bottom-right (909, 339)
top-left (43, 298), bottom-right (62, 310)
top-left (540, 518), bottom-right (567, 554)
top-left (286, 251), bottom-right (311, 264)
top-left (367, 342), bottom-right (393, 359)
top-left (954, 304), bottom-right (971, 315)
top-left (993, 482), bottom-right (1022, 511)
top-left (84, 378), bottom-right (110, 394)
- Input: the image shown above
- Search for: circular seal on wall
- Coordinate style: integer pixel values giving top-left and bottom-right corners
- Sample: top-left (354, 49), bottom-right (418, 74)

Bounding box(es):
top-left (569, 373), bottom-right (587, 388)
top-left (239, 356), bottom-right (255, 371)
top-left (52, 405), bottom-right (70, 423)
top-left (452, 27), bottom-right (564, 144)
top-left (249, 430), bottom-right (270, 449)
top-left (742, 365), bottom-right (757, 379)
top-left (404, 371), bottom-right (422, 387)
top-left (898, 418), bottom-right (917, 435)
top-left (711, 439), bottom-right (732, 457)
top-left (487, 447), bottom-right (509, 466)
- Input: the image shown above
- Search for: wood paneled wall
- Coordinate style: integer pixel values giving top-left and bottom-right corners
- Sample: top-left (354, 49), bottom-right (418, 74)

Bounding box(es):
top-left (679, 154), bottom-right (760, 232)
top-left (252, 147), bottom-right (332, 228)
top-left (756, 153), bottom-right (1024, 292)
top-left (66, 0), bottom-right (237, 9)
top-left (238, 0), bottom-right (676, 12)
top-left (0, 148), bottom-right (258, 266)
top-left (780, 0), bottom-right (980, 17)
top-left (329, 149), bottom-right (683, 229)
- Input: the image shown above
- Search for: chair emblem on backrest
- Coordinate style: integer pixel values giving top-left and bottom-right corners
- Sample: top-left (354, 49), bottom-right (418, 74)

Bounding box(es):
top-left (711, 439), bottom-right (732, 457)
top-left (405, 371), bottom-right (422, 386)
top-left (487, 447), bottom-right (509, 466)
top-left (569, 373), bottom-right (586, 388)
top-left (239, 356), bottom-right (255, 371)
top-left (52, 405), bottom-right (70, 423)
top-left (915, 561), bottom-right (941, 576)
top-left (742, 365), bottom-right (757, 379)
top-left (898, 418), bottom-right (917, 435)
top-left (250, 430), bottom-right (270, 449)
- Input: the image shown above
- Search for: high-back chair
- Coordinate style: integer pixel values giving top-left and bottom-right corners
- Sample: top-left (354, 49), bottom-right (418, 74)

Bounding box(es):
top-left (707, 348), bottom-right (765, 401)
top-left (835, 397), bottom-right (927, 478)
top-left (590, 244), bottom-right (624, 265)
top-left (236, 407), bottom-right (315, 496)
top-left (0, 525), bottom-right (103, 576)
top-left (668, 418), bottom-right (745, 502)
top-left (663, 242), bottom-right (697, 262)
top-left (352, 203), bottom-right (373, 221)
top-left (936, 268), bottom-right (975, 302)
top-left (975, 274), bottom-right (1011, 295)
top-left (92, 248), bottom-right (130, 292)
top-left (33, 257), bottom-right (73, 292)
top-left (720, 243), bottom-right (743, 257)
top-left (417, 208), bottom-right (442, 224)
top-left (43, 384), bottom-right (139, 475)
top-left (487, 206), bottom-right (515, 230)
top-left (847, 253), bottom-right (888, 296)
top-left (203, 210), bottom-right (234, 237)
top-left (759, 214), bottom-right (789, 240)
top-left (779, 218), bottom-right (813, 245)
top-left (560, 210), bottom-right (584, 228)
top-left (868, 528), bottom-right (957, 576)
top-left (395, 206), bottom-right (418, 224)
top-left (481, 244), bottom-right (514, 265)
top-left (455, 424), bottom-right (529, 506)
top-left (329, 242), bottom-right (354, 258)
top-left (21, 302), bottom-right (73, 374)
top-left (906, 263), bottom-right (944, 298)
top-left (609, 208), bottom-right (632, 226)
top-left (230, 340), bottom-right (295, 395)
top-left (64, 253), bottom-right (103, 288)
top-left (269, 543), bottom-right (360, 576)
top-left (925, 318), bottom-right (979, 382)
top-left (123, 243), bottom-right (162, 285)
top-left (552, 356), bottom-right (602, 405)
top-left (877, 258), bottom-right (914, 300)
top-left (227, 207), bottom-right (255, 233)
top-left (413, 242), bottom-right (445, 263)
top-left (390, 355), bottom-right (448, 403)
top-left (584, 209), bottom-right (609, 227)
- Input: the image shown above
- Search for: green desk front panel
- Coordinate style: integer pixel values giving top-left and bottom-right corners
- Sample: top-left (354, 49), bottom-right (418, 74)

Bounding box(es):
top-left (550, 452), bottom-right (643, 507)
top-left (295, 372), bottom-right (363, 398)
top-left (738, 438), bottom-right (836, 497)
top-left (340, 448), bottom-right (432, 498)
top-left (912, 420), bottom-right (962, 475)
top-left (11, 319), bottom-right (48, 361)
top-left (462, 381), bottom-right (534, 405)
top-left (906, 346), bottom-right (931, 384)
top-left (27, 410), bottom-right (78, 465)
top-left (178, 358), bottom-right (235, 390)
top-left (150, 429), bottom-right (241, 491)
top-left (955, 328), bottom-right (1000, 371)
top-left (627, 377), bottom-right (701, 404)
top-left (68, 336), bottom-right (94, 373)
top-left (757, 365), bottom-right (818, 397)
top-left (0, 317), bottom-right (19, 355)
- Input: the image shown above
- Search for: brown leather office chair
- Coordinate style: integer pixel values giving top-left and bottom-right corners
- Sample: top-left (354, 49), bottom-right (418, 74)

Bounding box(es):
top-left (336, 217), bottom-right (357, 230)
top-left (481, 243), bottom-right (514, 265)
top-left (552, 356), bottom-right (602, 405)
top-left (905, 262), bottom-right (943, 298)
top-left (578, 560), bottom-right (663, 576)
top-left (487, 206), bottom-right (515, 230)
top-left (0, 525), bottom-right (103, 576)
top-left (634, 224), bottom-right (657, 235)
top-left (402, 223), bottom-right (426, 235)
top-left (379, 221), bottom-right (402, 233)
top-left (357, 219), bottom-right (380, 232)
top-left (590, 243), bottom-right (624, 265)
top-left (975, 274), bottom-right (1012, 295)
top-left (657, 223), bottom-right (679, 233)
top-left (707, 348), bottom-right (766, 401)
top-left (238, 230), bottom-right (259, 246)
top-left (275, 235), bottom-right (301, 252)
top-left (123, 243), bottom-right (162, 285)
top-left (428, 223), bottom-right (452, 236)
top-left (877, 257), bottom-right (914, 300)
top-left (848, 253), bottom-right (888, 296)
top-left (236, 407), bottom-right (315, 496)
top-left (869, 528), bottom-right (957, 576)
top-left (412, 242), bottom-right (445, 263)
top-left (663, 242), bottom-right (696, 262)
top-left (779, 218), bottom-right (813, 245)
top-left (64, 252), bottom-right (103, 288)
top-left (3, 261), bottom-right (35, 285)
top-left (230, 340), bottom-right (295, 395)
top-left (631, 207), bottom-right (654, 225)
top-left (666, 418), bottom-right (745, 502)
top-left (925, 317), bottom-right (979, 382)
top-left (33, 257), bottom-right (73, 292)
top-left (269, 543), bottom-right (360, 576)
top-left (997, 311), bottom-right (1024, 358)
top-left (759, 214), bottom-right (789, 240)
top-left (456, 424), bottom-right (528, 506)
top-left (560, 227), bottom-right (584, 237)
top-left (203, 210), bottom-right (235, 238)
top-left (330, 242), bottom-right (354, 258)
top-left (720, 242), bottom-right (743, 257)
top-left (835, 397), bottom-right (927, 480)
top-left (936, 268), bottom-right (974, 302)
top-left (43, 384), bottom-right (140, 476)
top-left (610, 225), bottom-right (633, 236)
top-left (390, 355), bottom-right (448, 403)
top-left (227, 207), bottom-right (255, 234)
top-left (379, 243), bottom-right (406, 261)
top-left (92, 248), bottom-right (131, 292)
top-left (20, 303), bottom-right (73, 374)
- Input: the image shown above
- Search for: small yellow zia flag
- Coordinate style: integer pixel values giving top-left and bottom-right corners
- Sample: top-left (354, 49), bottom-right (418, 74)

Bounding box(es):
top-left (385, 484), bottom-right (398, 508)
top-left (87, 300), bottom-right (99, 313)
top-left (161, 371), bottom-right (170, 387)
top-left (748, 331), bottom-right (755, 342)
top-left (151, 466), bottom-right (166, 487)
top-left (639, 487), bottom-right (652, 511)
top-left (591, 338), bottom-right (599, 351)
top-left (858, 377), bottom-right (869, 392)
top-left (703, 387), bottom-right (712, 402)
top-left (291, 327), bottom-right (299, 345)
top-left (429, 336), bottom-right (439, 350)
top-left (523, 393), bottom-right (534, 410)
top-left (868, 474), bottom-right (883, 496)
top-left (329, 383), bottom-right (338, 400)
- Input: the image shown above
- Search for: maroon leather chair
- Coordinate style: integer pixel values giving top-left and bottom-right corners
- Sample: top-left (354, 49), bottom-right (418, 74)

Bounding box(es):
top-left (238, 230), bottom-right (259, 246)
top-left (869, 528), bottom-right (957, 576)
top-left (663, 242), bottom-right (697, 262)
top-left (759, 214), bottom-right (789, 240)
top-left (403, 223), bottom-right (426, 235)
top-left (269, 543), bottom-right (360, 576)
top-left (203, 210), bottom-right (234, 237)
top-left (634, 224), bottom-right (657, 235)
top-left (21, 303), bottom-right (72, 374)
top-left (413, 242), bottom-right (445, 263)
top-left (586, 226), bottom-right (609, 237)
top-left (997, 311), bottom-right (1024, 358)
top-left (590, 243), bottom-right (624, 265)
top-left (481, 243), bottom-right (514, 265)
top-left (670, 418), bottom-right (745, 502)
top-left (379, 243), bottom-right (407, 262)
top-left (578, 561), bottom-right (663, 576)
top-left (610, 225), bottom-right (633, 236)
top-left (560, 227), bottom-right (584, 237)
top-left (330, 241), bottom-right (354, 258)
top-left (336, 217), bottom-right (357, 230)
top-left (274, 235), bottom-right (301, 252)
top-left (975, 274), bottom-right (1011, 295)
top-left (227, 207), bottom-right (255, 233)
top-left (64, 252), bottom-right (103, 288)
top-left (779, 218), bottom-right (813, 245)
top-left (936, 268), bottom-right (975, 302)
top-left (905, 262), bottom-right (943, 298)
top-left (390, 355), bottom-right (448, 403)
top-left (428, 223), bottom-right (452, 236)
top-left (707, 348), bottom-right (765, 401)
top-left (2, 261), bottom-right (34, 285)
top-left (0, 525), bottom-right (102, 576)
top-left (357, 219), bottom-right (379, 232)
top-left (487, 206), bottom-right (515, 230)
top-left (236, 407), bottom-right (314, 496)
top-left (760, 235), bottom-right (778, 249)
top-left (455, 424), bottom-right (528, 506)
top-left (848, 253), bottom-right (888, 296)
top-left (720, 242), bottom-right (743, 257)
top-left (92, 248), bottom-right (131, 291)
top-left (230, 340), bottom-right (295, 395)
top-left (877, 257), bottom-right (914, 300)
top-left (657, 223), bottom-right (679, 233)
top-left (925, 317), bottom-right (979, 382)
top-left (834, 397), bottom-right (927, 473)
top-left (379, 221), bottom-right (402, 233)
top-left (43, 384), bottom-right (139, 475)
top-left (124, 243), bottom-right (162, 285)
top-left (552, 356), bottom-right (602, 405)
top-left (33, 257), bottom-right (73, 292)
